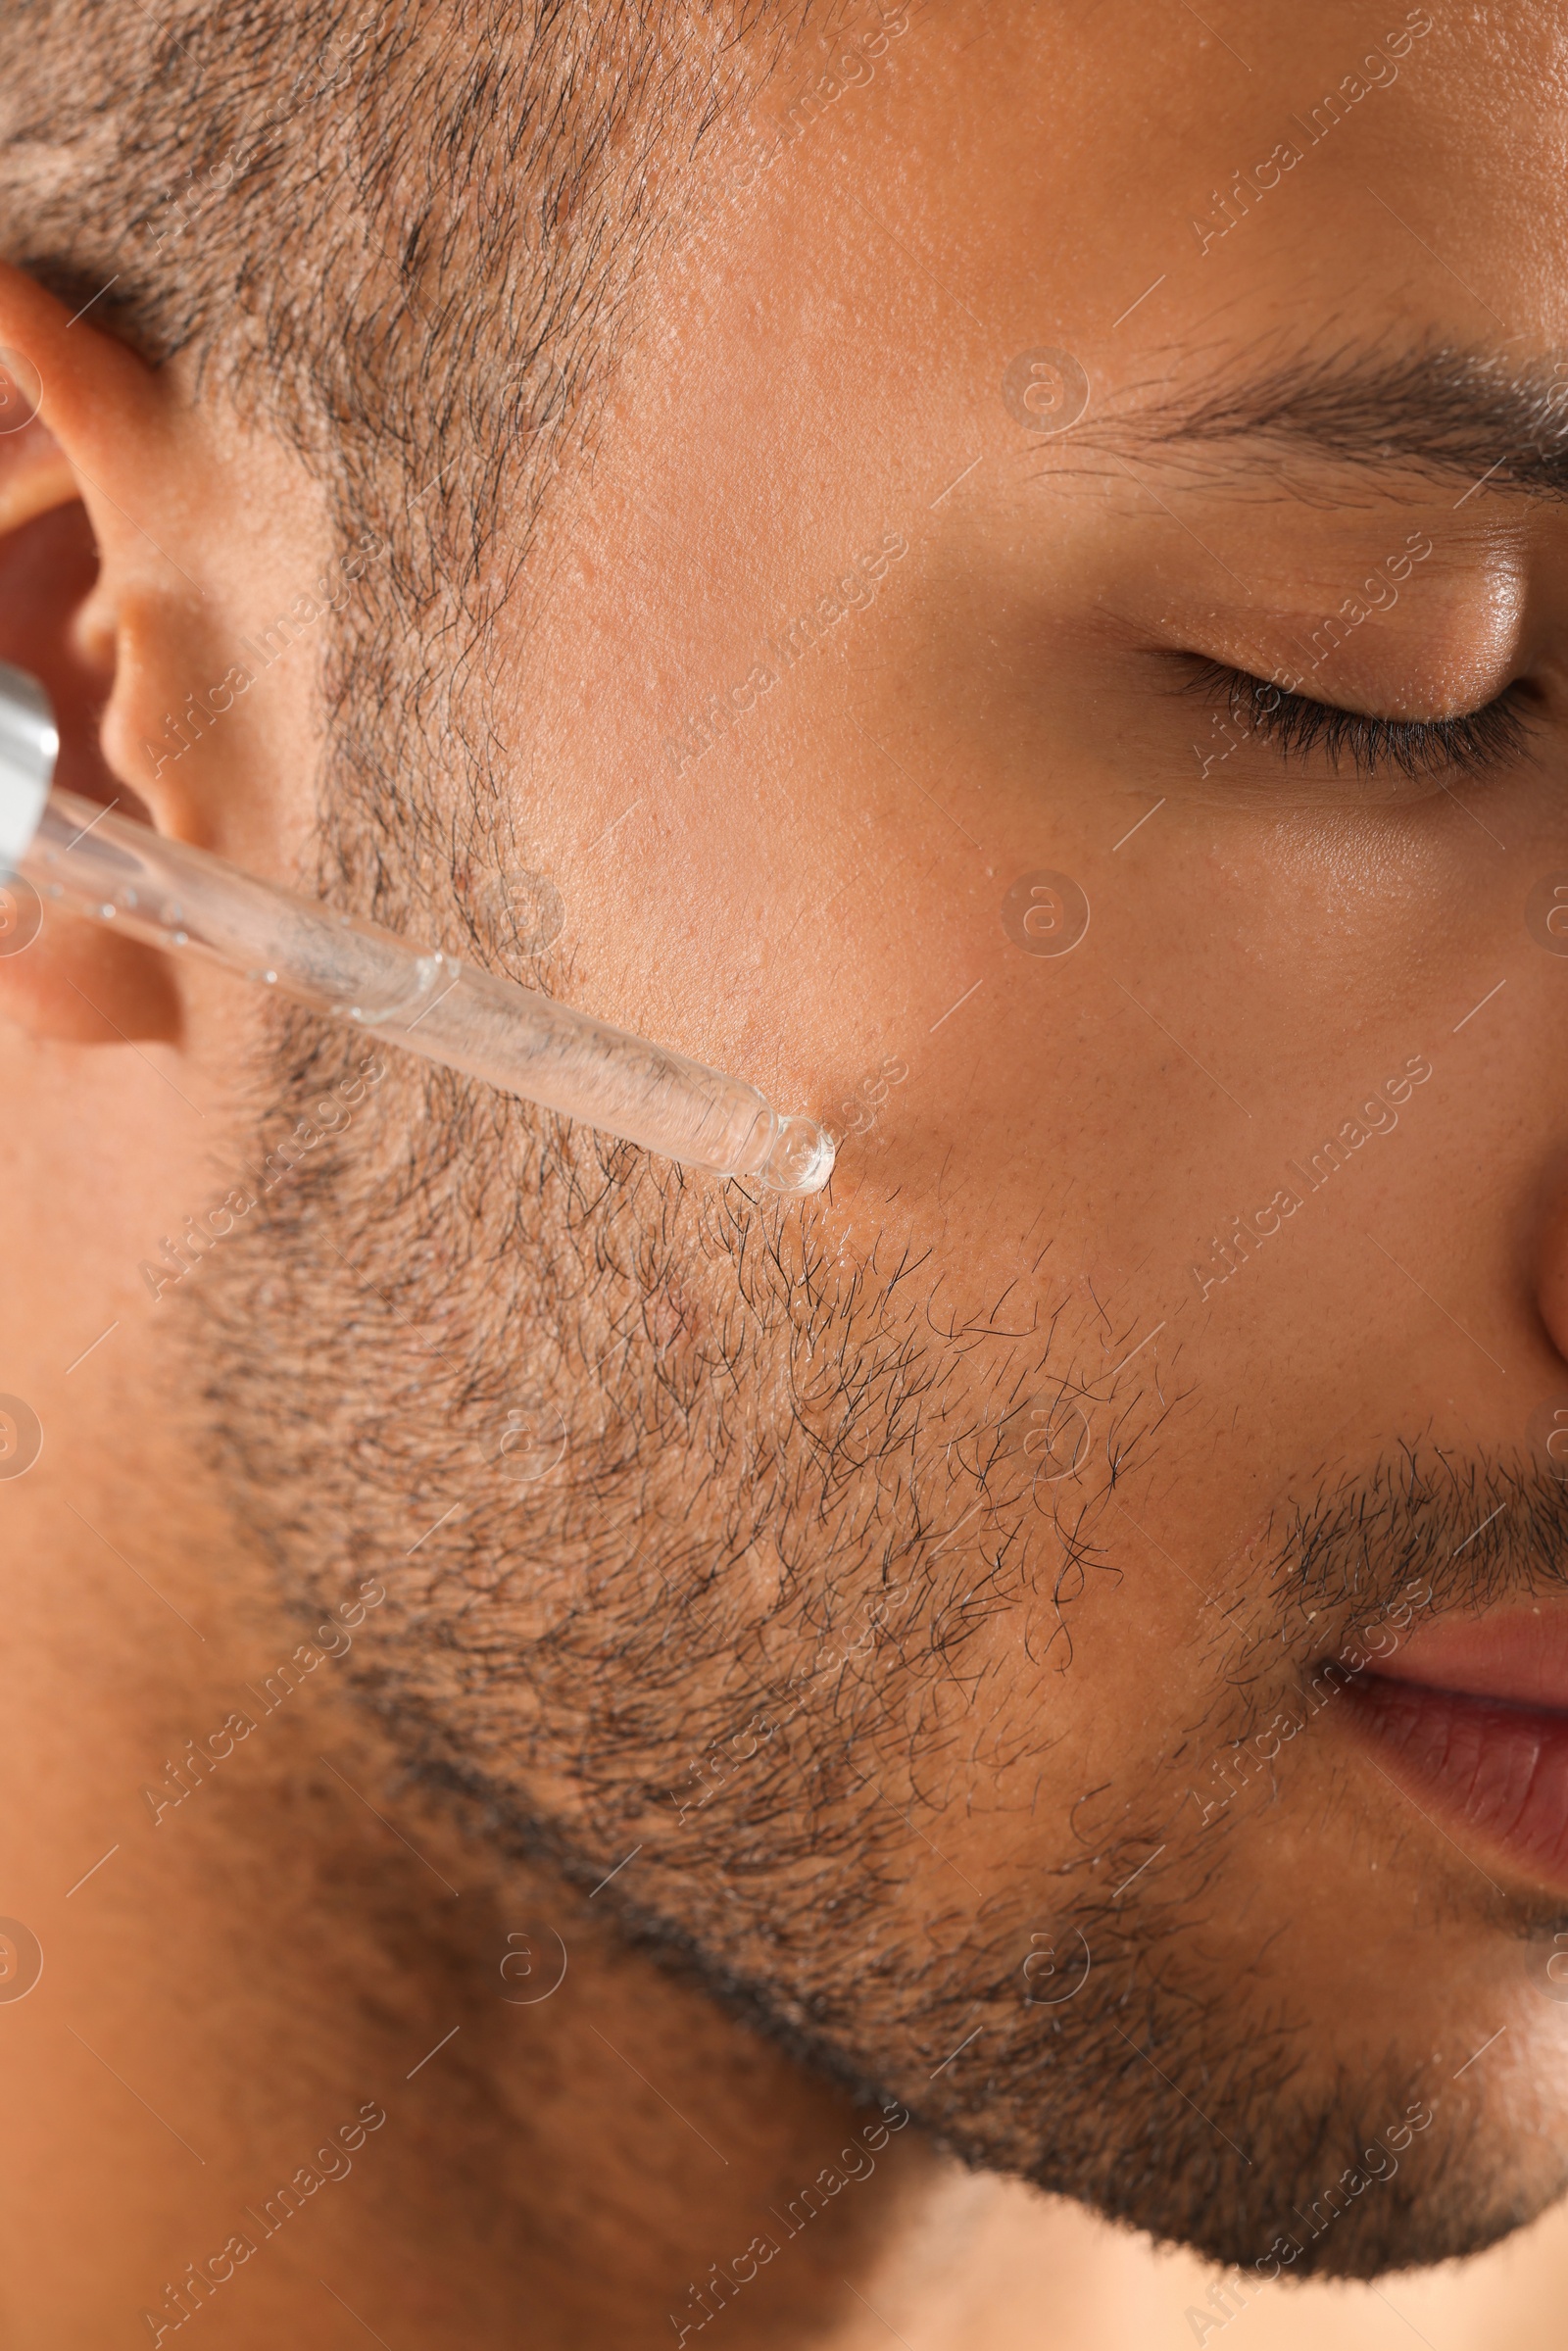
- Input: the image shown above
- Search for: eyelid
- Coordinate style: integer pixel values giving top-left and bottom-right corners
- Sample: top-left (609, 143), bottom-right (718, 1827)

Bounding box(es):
top-left (1182, 657), bottom-right (1536, 783)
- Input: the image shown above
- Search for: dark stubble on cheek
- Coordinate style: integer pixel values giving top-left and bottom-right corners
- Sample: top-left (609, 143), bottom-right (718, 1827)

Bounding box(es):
top-left (188, 685), bottom-right (1568, 2286)
top-left (194, 1022), bottom-right (1568, 2278)
top-left (193, 993), bottom-right (1137, 1908)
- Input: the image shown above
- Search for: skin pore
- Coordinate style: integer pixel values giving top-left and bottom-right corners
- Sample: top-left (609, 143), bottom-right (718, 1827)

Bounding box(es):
top-left (8, 1), bottom-right (1568, 2344)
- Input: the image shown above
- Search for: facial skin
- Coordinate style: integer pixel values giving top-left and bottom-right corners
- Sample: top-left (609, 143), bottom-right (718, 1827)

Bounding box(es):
top-left (7, 0), bottom-right (1568, 2341)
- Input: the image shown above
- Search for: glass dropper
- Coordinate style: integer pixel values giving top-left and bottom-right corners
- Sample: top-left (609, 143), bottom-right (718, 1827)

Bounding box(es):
top-left (0, 661), bottom-right (834, 1196)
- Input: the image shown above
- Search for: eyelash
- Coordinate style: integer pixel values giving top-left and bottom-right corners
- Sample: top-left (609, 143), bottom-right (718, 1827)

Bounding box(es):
top-left (1186, 659), bottom-right (1536, 782)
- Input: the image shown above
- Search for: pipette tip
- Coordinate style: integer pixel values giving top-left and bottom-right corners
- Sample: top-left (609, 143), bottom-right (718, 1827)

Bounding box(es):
top-left (757, 1115), bottom-right (836, 1197)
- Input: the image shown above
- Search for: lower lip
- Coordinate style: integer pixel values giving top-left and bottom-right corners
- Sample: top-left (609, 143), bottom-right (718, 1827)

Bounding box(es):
top-left (1342, 1673), bottom-right (1568, 1891)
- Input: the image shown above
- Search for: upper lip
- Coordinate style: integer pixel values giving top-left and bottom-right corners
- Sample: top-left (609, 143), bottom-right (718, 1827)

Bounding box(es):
top-left (1354, 1608), bottom-right (1568, 1713)
top-left (1338, 1607), bottom-right (1568, 1899)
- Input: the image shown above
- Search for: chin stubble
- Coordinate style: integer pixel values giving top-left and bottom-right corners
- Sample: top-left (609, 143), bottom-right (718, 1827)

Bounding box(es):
top-left (187, 982), bottom-right (1568, 2282)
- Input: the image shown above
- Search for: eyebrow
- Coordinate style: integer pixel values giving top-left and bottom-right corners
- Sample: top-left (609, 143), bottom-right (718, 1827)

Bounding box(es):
top-left (1118, 340), bottom-right (1568, 501)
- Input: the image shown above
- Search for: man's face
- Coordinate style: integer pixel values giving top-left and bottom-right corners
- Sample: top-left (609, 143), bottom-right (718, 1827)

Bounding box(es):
top-left (11, 0), bottom-right (1568, 2293)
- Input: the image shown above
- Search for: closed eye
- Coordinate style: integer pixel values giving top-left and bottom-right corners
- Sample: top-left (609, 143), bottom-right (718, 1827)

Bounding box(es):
top-left (1184, 659), bottom-right (1537, 782)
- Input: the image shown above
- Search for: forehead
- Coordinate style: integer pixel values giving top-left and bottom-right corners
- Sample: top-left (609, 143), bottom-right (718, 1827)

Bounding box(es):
top-left (514, 2), bottom-right (1568, 894)
top-left (680, 3), bottom-right (1568, 447)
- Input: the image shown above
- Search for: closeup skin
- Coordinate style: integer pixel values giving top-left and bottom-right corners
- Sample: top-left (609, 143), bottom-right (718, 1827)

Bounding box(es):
top-left (7, 1), bottom-right (1568, 2344)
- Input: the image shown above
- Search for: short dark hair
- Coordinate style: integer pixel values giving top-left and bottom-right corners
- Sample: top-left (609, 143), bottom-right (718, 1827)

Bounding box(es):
top-left (0, 3), bottom-right (806, 906)
top-left (0, 4), bottom-right (793, 529)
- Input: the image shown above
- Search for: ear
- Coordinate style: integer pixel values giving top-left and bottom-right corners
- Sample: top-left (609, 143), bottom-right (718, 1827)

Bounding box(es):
top-left (0, 270), bottom-right (192, 1042)
top-left (0, 262), bottom-right (327, 1047)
